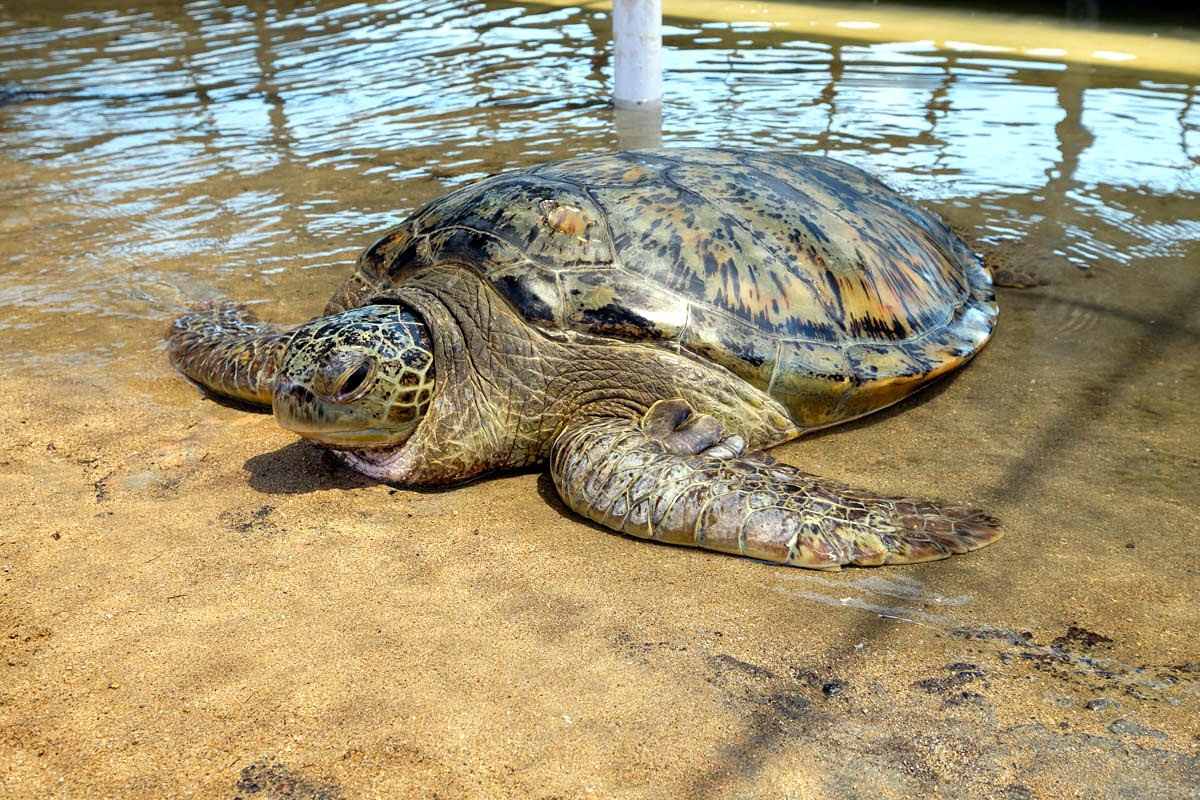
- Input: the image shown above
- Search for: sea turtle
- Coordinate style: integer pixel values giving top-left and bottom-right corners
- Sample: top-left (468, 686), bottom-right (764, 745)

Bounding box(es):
top-left (168, 148), bottom-right (1002, 570)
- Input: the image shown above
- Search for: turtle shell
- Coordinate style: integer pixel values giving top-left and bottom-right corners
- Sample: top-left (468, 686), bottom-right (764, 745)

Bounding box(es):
top-left (333, 149), bottom-right (996, 429)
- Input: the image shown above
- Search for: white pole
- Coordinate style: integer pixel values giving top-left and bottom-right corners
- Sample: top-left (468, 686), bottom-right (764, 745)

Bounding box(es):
top-left (613, 0), bottom-right (662, 108)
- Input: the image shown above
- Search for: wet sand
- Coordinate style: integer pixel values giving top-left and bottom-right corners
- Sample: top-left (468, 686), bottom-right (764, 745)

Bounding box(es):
top-left (2, 2), bottom-right (1199, 798)
top-left (3, 231), bottom-right (1198, 799)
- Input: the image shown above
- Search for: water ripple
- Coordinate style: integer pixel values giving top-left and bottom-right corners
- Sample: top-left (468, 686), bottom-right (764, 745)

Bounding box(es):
top-left (0, 1), bottom-right (1196, 355)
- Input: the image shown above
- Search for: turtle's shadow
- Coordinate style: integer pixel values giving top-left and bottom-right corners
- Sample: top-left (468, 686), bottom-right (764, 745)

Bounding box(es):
top-left (243, 441), bottom-right (376, 494)
top-left (535, 471), bottom-right (576, 521)
top-left (243, 440), bottom-right (527, 496)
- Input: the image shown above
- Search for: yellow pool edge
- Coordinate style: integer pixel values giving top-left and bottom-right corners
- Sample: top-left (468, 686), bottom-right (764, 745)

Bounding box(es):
top-left (539, 0), bottom-right (1200, 76)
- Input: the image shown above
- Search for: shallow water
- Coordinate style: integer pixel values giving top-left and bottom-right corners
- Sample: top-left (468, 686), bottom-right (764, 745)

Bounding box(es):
top-left (2, 2), bottom-right (1198, 797)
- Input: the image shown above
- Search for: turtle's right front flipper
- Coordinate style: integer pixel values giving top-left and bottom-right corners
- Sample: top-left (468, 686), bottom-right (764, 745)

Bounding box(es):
top-left (550, 400), bottom-right (1002, 569)
top-left (167, 303), bottom-right (293, 407)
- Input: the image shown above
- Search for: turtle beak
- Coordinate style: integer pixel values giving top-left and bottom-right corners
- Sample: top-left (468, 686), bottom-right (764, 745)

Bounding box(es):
top-left (272, 374), bottom-right (404, 449)
top-left (272, 373), bottom-right (322, 435)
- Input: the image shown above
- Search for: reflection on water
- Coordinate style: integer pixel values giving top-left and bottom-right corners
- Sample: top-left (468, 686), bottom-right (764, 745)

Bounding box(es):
top-left (2, 2), bottom-right (1197, 336)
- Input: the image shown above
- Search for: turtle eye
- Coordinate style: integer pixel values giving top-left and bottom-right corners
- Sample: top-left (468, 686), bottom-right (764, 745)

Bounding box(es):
top-left (335, 359), bottom-right (373, 400)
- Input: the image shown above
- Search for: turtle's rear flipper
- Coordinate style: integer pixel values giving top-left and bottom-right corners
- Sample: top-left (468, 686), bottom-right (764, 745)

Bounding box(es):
top-left (167, 303), bottom-right (293, 408)
top-left (991, 266), bottom-right (1048, 289)
top-left (550, 399), bottom-right (1002, 569)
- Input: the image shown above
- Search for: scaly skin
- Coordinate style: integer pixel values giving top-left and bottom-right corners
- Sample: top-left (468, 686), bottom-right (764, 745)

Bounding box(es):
top-left (272, 306), bottom-right (435, 449)
top-left (551, 400), bottom-right (1002, 569)
top-left (167, 303), bottom-right (292, 406)
top-left (336, 267), bottom-right (799, 484)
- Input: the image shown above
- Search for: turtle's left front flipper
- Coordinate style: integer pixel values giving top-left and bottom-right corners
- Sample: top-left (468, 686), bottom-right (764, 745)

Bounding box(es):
top-left (550, 399), bottom-right (1002, 569)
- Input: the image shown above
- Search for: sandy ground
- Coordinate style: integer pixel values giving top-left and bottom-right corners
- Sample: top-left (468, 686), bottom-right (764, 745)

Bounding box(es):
top-left (1, 3), bottom-right (1198, 796)
top-left (2, 255), bottom-right (1198, 798)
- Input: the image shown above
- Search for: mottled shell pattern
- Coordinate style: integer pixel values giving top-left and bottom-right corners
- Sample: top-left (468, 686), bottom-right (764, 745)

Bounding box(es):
top-left (329, 149), bottom-right (997, 430)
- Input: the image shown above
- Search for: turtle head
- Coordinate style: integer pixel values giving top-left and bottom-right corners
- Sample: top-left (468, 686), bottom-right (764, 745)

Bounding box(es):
top-left (272, 305), bottom-right (435, 450)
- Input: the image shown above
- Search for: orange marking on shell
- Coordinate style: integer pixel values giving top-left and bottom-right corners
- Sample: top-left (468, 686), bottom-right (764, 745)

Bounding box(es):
top-left (620, 166), bottom-right (650, 183)
top-left (540, 200), bottom-right (590, 237)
